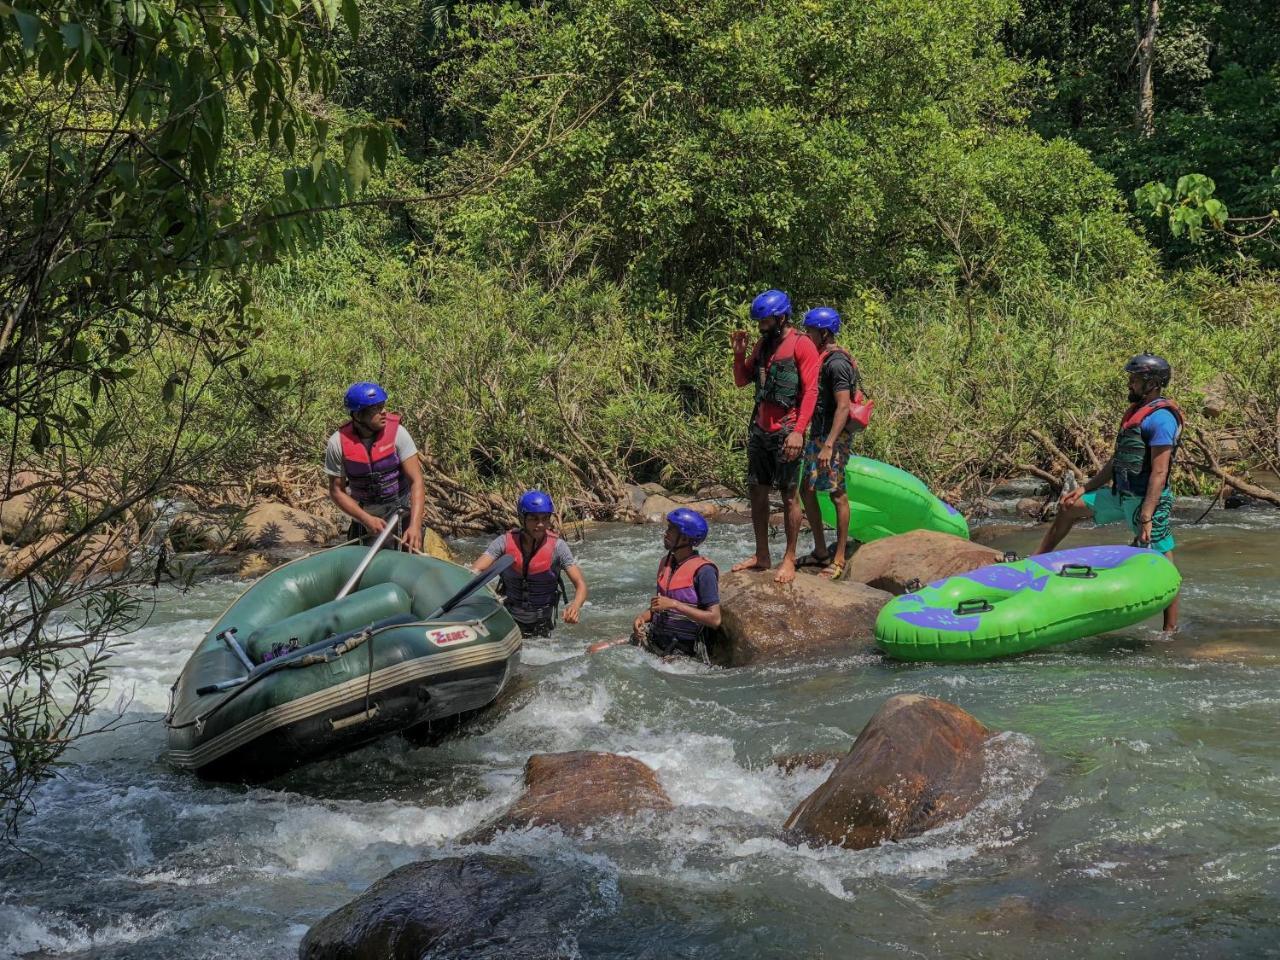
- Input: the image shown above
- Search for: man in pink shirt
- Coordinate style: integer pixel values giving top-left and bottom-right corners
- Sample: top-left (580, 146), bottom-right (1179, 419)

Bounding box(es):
top-left (730, 289), bottom-right (821, 584)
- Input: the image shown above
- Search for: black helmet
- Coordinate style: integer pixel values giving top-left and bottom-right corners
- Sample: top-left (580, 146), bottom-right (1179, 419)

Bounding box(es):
top-left (1123, 353), bottom-right (1171, 389)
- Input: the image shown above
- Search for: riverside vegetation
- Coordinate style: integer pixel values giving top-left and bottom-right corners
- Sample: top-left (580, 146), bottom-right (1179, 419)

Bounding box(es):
top-left (2, 0), bottom-right (1279, 833)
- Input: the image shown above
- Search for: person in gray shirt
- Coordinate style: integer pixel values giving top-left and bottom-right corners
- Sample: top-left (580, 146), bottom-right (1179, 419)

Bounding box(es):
top-left (471, 490), bottom-right (588, 637)
top-left (324, 381), bottom-right (425, 552)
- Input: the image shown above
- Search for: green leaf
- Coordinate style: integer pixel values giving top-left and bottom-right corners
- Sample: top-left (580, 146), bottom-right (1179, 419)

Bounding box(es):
top-left (12, 10), bottom-right (41, 51)
top-left (1202, 198), bottom-right (1228, 227)
top-left (340, 0), bottom-right (359, 37)
top-left (124, 0), bottom-right (146, 27)
top-left (311, 0), bottom-right (338, 27)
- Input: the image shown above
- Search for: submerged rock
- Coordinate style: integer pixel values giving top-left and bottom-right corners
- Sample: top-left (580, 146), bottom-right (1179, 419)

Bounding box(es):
top-left (299, 854), bottom-right (610, 960)
top-left (783, 694), bottom-right (990, 850)
top-left (769, 750), bottom-right (844, 774)
top-left (844, 530), bottom-right (1004, 595)
top-left (463, 751), bottom-right (672, 842)
top-left (711, 570), bottom-right (891, 667)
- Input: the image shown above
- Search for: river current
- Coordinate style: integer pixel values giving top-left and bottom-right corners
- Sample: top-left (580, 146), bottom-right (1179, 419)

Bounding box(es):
top-left (1, 505), bottom-right (1278, 959)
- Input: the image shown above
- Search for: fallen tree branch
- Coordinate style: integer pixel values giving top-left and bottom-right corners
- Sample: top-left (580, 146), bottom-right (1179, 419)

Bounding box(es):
top-left (1185, 429), bottom-right (1280, 508)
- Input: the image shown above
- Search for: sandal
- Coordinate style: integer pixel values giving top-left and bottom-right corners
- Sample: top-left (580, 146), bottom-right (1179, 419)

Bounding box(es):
top-left (821, 561), bottom-right (845, 580)
top-left (794, 551), bottom-right (833, 570)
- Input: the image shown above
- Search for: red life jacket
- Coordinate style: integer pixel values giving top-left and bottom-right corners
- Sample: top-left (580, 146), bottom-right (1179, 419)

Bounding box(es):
top-left (820, 345), bottom-right (872, 432)
top-left (339, 413), bottom-right (404, 505)
top-left (500, 530), bottom-right (562, 612)
top-left (752, 329), bottom-right (804, 430)
top-left (653, 553), bottom-right (717, 645)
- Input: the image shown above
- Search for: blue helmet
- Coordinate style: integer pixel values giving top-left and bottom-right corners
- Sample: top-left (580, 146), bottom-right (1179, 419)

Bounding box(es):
top-left (750, 289), bottom-right (791, 321)
top-left (344, 381), bottom-right (387, 412)
top-left (802, 306), bottom-right (841, 335)
top-left (665, 507), bottom-right (709, 546)
top-left (518, 489), bottom-right (555, 518)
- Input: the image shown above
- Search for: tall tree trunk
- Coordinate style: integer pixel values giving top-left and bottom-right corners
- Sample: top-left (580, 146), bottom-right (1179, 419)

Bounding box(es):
top-left (1135, 0), bottom-right (1160, 138)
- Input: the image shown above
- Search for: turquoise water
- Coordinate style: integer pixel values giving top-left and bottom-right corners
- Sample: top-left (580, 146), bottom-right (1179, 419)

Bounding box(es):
top-left (1, 506), bottom-right (1278, 958)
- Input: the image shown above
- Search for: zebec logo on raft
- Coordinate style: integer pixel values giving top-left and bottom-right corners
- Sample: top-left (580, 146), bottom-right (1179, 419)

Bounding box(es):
top-left (426, 625), bottom-right (479, 647)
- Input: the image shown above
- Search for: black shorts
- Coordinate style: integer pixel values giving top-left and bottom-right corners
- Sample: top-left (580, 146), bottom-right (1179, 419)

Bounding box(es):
top-left (746, 424), bottom-right (799, 490)
top-left (348, 496), bottom-right (411, 545)
top-left (507, 604), bottom-right (557, 638)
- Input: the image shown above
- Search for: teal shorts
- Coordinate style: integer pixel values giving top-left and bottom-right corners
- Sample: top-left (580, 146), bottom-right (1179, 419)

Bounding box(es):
top-left (1082, 487), bottom-right (1175, 553)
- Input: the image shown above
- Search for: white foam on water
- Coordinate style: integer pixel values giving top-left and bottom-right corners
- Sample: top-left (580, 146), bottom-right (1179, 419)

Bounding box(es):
top-left (0, 903), bottom-right (171, 957)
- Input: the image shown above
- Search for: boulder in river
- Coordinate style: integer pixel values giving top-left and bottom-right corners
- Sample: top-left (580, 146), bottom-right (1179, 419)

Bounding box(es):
top-left (783, 694), bottom-right (990, 850)
top-left (844, 530), bottom-right (1004, 595)
top-left (232, 500), bottom-right (338, 550)
top-left (5, 530), bottom-right (130, 579)
top-left (299, 854), bottom-right (612, 960)
top-left (463, 750), bottom-right (672, 842)
top-left (0, 472), bottom-right (68, 545)
top-left (711, 570), bottom-right (891, 667)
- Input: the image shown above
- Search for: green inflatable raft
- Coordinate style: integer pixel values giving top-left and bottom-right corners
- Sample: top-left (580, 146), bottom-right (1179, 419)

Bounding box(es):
top-left (816, 456), bottom-right (969, 543)
top-left (165, 547), bottom-right (520, 781)
top-left (875, 545), bottom-right (1181, 662)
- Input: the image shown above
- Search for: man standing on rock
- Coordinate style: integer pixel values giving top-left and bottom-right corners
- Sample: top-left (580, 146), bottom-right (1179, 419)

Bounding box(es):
top-left (325, 381), bottom-right (425, 552)
top-left (731, 288), bottom-right (820, 584)
top-left (631, 508), bottom-right (721, 661)
top-left (797, 306), bottom-right (857, 580)
top-left (1037, 354), bottom-right (1184, 632)
top-left (471, 490), bottom-right (588, 638)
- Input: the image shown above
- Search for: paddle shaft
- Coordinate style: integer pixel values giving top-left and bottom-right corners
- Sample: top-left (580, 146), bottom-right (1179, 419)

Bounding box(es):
top-left (336, 511), bottom-right (402, 601)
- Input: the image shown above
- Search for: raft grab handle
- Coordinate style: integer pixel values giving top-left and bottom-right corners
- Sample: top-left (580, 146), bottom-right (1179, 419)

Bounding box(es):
top-left (1058, 564), bottom-right (1097, 579)
top-left (954, 598), bottom-right (994, 615)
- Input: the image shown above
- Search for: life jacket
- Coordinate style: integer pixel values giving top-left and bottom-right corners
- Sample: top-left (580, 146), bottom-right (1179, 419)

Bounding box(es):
top-left (1112, 398), bottom-right (1184, 496)
top-left (339, 413), bottom-right (404, 505)
top-left (651, 553), bottom-right (717, 647)
top-left (819, 345), bottom-right (872, 433)
top-left (753, 329), bottom-right (803, 413)
top-left (499, 530), bottom-right (564, 614)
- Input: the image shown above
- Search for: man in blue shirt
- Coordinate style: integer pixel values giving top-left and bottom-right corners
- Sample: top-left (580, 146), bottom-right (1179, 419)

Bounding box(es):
top-left (1038, 354), bottom-right (1184, 632)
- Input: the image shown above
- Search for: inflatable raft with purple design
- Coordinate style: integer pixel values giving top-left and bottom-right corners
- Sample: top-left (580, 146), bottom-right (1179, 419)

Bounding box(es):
top-left (874, 545), bottom-right (1181, 661)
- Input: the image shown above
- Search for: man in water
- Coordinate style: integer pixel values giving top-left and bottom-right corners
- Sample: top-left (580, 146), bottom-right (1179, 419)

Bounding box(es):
top-left (796, 306), bottom-right (858, 580)
top-left (471, 490), bottom-right (588, 637)
top-left (631, 508), bottom-right (721, 661)
top-left (325, 381), bottom-right (425, 552)
top-left (1037, 354), bottom-right (1184, 632)
top-left (731, 288), bottom-right (820, 584)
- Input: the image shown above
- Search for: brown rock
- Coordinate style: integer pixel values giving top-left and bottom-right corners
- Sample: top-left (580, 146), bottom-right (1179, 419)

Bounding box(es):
top-left (641, 493), bottom-right (682, 522)
top-left (1015, 497), bottom-right (1045, 520)
top-left (236, 552), bottom-right (274, 579)
top-left (711, 570), bottom-right (891, 667)
top-left (638, 482), bottom-right (668, 496)
top-left (783, 694), bottom-right (990, 851)
top-left (464, 751), bottom-right (672, 842)
top-left (0, 472), bottom-right (67, 545)
top-left (231, 500), bottom-right (337, 550)
top-left (424, 527), bottom-right (452, 562)
top-left (845, 530), bottom-right (1004, 595)
top-left (6, 531), bottom-right (129, 579)
top-left (1201, 373), bottom-right (1230, 419)
top-left (695, 483), bottom-right (738, 500)
top-left (770, 751), bottom-right (844, 774)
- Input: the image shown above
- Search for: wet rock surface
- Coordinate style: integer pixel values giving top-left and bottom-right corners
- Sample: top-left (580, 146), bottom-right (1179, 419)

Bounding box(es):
top-left (845, 530), bottom-right (1005, 595)
top-left (783, 694), bottom-right (990, 850)
top-left (711, 570), bottom-right (891, 666)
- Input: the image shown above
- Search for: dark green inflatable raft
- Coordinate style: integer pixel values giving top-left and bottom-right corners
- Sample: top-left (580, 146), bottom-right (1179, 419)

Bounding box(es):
top-left (165, 547), bottom-right (520, 781)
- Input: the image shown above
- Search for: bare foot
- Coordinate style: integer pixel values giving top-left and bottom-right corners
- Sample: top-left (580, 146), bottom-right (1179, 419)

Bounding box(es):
top-left (732, 556), bottom-right (771, 573)
top-left (773, 558), bottom-right (797, 584)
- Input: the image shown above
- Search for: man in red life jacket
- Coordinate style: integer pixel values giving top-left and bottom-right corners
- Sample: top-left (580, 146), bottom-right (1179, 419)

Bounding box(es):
top-left (797, 306), bottom-right (858, 580)
top-left (731, 288), bottom-right (821, 584)
top-left (632, 508), bottom-right (721, 661)
top-left (1038, 354), bottom-right (1184, 632)
top-left (324, 381), bottom-right (425, 552)
top-left (470, 490), bottom-right (588, 638)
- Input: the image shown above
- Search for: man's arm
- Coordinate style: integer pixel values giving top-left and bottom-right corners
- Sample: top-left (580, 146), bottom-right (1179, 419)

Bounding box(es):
top-left (327, 475), bottom-right (389, 536)
top-left (1137, 446), bottom-right (1173, 542)
top-left (733, 341), bottom-right (757, 389)
top-left (791, 336), bottom-right (821, 436)
top-left (399, 453), bottom-right (425, 552)
top-left (563, 563), bottom-right (588, 624)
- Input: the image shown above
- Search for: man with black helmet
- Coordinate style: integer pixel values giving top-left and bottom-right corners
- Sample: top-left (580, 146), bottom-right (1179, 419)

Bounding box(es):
top-left (1037, 354), bottom-right (1184, 631)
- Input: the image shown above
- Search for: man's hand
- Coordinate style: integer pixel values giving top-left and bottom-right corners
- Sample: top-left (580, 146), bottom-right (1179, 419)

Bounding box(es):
top-left (1060, 487), bottom-right (1086, 509)
top-left (402, 526), bottom-right (423, 553)
top-left (1137, 516), bottom-right (1154, 546)
top-left (632, 614), bottom-right (648, 635)
top-left (817, 442), bottom-right (833, 471)
top-left (731, 329), bottom-right (749, 356)
top-left (564, 602), bottom-right (583, 625)
top-left (650, 595), bottom-right (679, 613)
top-left (362, 514), bottom-right (387, 535)
top-left (782, 431), bottom-right (804, 462)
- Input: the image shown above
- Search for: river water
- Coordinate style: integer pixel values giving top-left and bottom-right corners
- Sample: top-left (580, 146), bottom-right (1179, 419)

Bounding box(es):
top-left (2, 505), bottom-right (1278, 959)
